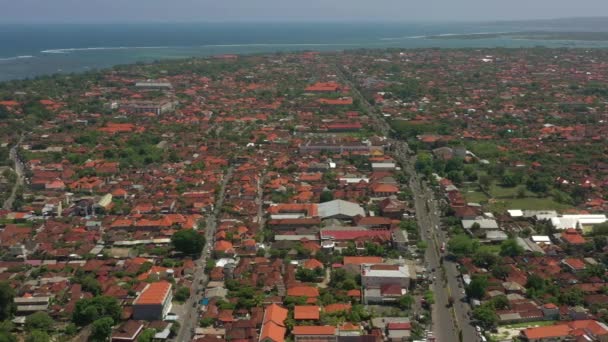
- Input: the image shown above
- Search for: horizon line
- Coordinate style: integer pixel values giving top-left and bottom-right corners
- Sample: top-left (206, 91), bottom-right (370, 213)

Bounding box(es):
top-left (1, 15), bottom-right (607, 25)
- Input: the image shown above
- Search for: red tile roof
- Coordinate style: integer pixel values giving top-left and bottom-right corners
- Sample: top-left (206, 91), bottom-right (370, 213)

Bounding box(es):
top-left (343, 256), bottom-right (383, 265)
top-left (134, 281), bottom-right (171, 305)
top-left (287, 286), bottom-right (319, 298)
top-left (303, 259), bottom-right (324, 270)
top-left (259, 304), bottom-right (288, 342)
top-left (292, 326), bottom-right (336, 335)
top-left (294, 305), bottom-right (320, 320)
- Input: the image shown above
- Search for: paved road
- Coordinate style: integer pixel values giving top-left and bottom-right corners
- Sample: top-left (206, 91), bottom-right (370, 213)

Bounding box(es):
top-left (399, 147), bottom-right (477, 342)
top-left (175, 166), bottom-right (234, 342)
top-left (335, 64), bottom-right (477, 342)
top-left (3, 136), bottom-right (25, 211)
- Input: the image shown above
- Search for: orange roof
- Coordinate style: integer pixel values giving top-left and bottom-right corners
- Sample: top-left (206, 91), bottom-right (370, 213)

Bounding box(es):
top-left (214, 240), bottom-right (233, 252)
top-left (324, 303), bottom-right (351, 313)
top-left (260, 304), bottom-right (288, 342)
top-left (264, 303), bottom-right (288, 325)
top-left (134, 281), bottom-right (171, 305)
top-left (294, 306), bottom-right (320, 320)
top-left (347, 289), bottom-right (361, 297)
top-left (287, 286), bottom-right (319, 298)
top-left (303, 259), bottom-right (324, 270)
top-left (305, 82), bottom-right (340, 92)
top-left (569, 320), bottom-right (608, 336)
top-left (522, 325), bottom-right (571, 339)
top-left (564, 258), bottom-right (586, 270)
top-left (259, 321), bottom-right (285, 342)
top-left (343, 256), bottom-right (383, 265)
top-left (292, 326), bottom-right (336, 335)
top-left (372, 183), bottom-right (399, 193)
top-left (522, 320), bottom-right (608, 339)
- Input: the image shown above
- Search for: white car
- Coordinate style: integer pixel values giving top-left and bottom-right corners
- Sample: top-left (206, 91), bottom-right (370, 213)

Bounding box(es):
top-left (165, 313), bottom-right (179, 321)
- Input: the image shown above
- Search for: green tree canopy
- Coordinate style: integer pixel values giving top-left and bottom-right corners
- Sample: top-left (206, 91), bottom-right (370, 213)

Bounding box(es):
top-left (320, 190), bottom-right (334, 203)
top-left (72, 296), bottom-right (121, 326)
top-left (90, 317), bottom-right (114, 342)
top-left (0, 282), bottom-right (15, 321)
top-left (137, 329), bottom-right (157, 342)
top-left (473, 304), bottom-right (498, 329)
top-left (448, 234), bottom-right (479, 257)
top-left (174, 286), bottom-right (190, 302)
top-left (171, 229), bottom-right (205, 255)
top-left (466, 275), bottom-right (489, 300)
top-left (398, 294), bottom-right (414, 310)
top-left (0, 321), bottom-right (16, 342)
top-left (25, 331), bottom-right (50, 342)
top-left (499, 239), bottom-right (524, 257)
top-left (25, 312), bottom-right (54, 332)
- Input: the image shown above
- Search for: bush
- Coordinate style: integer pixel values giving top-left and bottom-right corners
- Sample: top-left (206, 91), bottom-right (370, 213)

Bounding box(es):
top-left (174, 286), bottom-right (190, 302)
top-left (25, 312), bottom-right (54, 332)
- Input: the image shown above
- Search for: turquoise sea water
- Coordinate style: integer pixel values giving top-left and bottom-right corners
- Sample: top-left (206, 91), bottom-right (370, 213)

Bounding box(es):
top-left (1, 21), bottom-right (608, 82)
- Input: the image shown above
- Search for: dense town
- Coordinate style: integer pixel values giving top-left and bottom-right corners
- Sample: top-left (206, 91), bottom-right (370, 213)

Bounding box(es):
top-left (0, 48), bottom-right (608, 342)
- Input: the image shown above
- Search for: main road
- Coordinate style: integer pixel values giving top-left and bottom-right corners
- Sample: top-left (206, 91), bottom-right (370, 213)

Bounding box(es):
top-left (174, 166), bottom-right (234, 342)
top-left (2, 135), bottom-right (25, 211)
top-left (335, 63), bottom-right (477, 342)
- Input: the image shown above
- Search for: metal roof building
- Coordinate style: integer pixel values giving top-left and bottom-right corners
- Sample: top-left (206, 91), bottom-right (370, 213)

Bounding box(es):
top-left (317, 200), bottom-right (365, 220)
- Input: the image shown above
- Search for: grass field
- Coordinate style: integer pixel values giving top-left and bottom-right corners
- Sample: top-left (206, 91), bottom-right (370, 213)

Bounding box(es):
top-left (489, 197), bottom-right (571, 212)
top-left (502, 320), bottom-right (557, 329)
top-left (489, 183), bottom-right (535, 198)
top-left (464, 190), bottom-right (489, 203)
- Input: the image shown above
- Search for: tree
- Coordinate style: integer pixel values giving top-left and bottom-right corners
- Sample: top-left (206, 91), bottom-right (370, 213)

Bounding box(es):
top-left (423, 290), bottom-right (435, 305)
top-left (479, 175), bottom-right (492, 190)
top-left (466, 275), bottom-right (488, 300)
top-left (526, 174), bottom-right (551, 194)
top-left (398, 294), bottom-right (414, 310)
top-left (80, 276), bottom-right (102, 296)
top-left (174, 286), bottom-right (190, 302)
top-left (499, 239), bottom-right (524, 257)
top-left (320, 191), bottom-right (334, 203)
top-left (72, 296), bottom-right (121, 326)
top-left (473, 304), bottom-right (498, 329)
top-left (171, 229), bottom-right (205, 255)
top-left (200, 317), bottom-right (215, 327)
top-left (0, 282), bottom-right (15, 321)
top-left (90, 317), bottom-right (113, 342)
top-left (25, 312), bottom-right (54, 332)
top-left (25, 331), bottom-right (50, 342)
top-left (448, 234), bottom-right (479, 257)
top-left (490, 295), bottom-right (509, 310)
top-left (491, 264), bottom-right (509, 280)
top-left (559, 288), bottom-right (584, 306)
top-left (501, 172), bottom-right (519, 187)
top-left (137, 329), bottom-right (156, 342)
top-left (0, 321), bottom-right (16, 342)
top-left (525, 274), bottom-right (545, 292)
top-left (473, 246), bottom-right (499, 268)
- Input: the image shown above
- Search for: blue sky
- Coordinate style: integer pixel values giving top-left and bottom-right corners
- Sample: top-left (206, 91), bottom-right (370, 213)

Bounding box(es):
top-left (1, 0), bottom-right (607, 22)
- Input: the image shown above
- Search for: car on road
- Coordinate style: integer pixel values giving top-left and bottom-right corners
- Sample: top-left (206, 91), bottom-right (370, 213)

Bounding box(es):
top-left (165, 313), bottom-right (179, 321)
top-left (475, 326), bottom-right (482, 333)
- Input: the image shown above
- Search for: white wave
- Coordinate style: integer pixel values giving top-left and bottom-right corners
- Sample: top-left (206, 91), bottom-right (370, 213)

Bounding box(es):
top-left (40, 43), bottom-right (357, 55)
top-left (199, 43), bottom-right (356, 47)
top-left (0, 55), bottom-right (35, 61)
top-left (380, 31), bottom-right (511, 41)
top-left (41, 46), bottom-right (172, 54)
top-left (430, 31), bottom-right (511, 38)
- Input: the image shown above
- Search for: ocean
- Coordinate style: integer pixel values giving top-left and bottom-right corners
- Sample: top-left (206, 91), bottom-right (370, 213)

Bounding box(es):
top-left (1, 21), bottom-right (608, 82)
